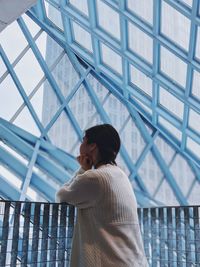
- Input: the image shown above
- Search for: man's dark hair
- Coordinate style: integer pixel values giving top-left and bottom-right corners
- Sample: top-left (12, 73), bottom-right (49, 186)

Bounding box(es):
top-left (85, 124), bottom-right (121, 166)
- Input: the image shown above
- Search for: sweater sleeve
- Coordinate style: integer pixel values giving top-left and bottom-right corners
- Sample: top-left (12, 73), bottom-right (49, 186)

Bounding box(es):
top-left (55, 169), bottom-right (101, 209)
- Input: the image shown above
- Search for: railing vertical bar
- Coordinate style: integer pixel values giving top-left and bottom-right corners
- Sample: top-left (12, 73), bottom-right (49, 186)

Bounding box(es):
top-left (31, 203), bottom-right (41, 267)
top-left (175, 207), bottom-right (183, 267)
top-left (193, 206), bottom-right (200, 265)
top-left (137, 208), bottom-right (142, 229)
top-left (40, 203), bottom-right (50, 267)
top-left (151, 208), bottom-right (158, 266)
top-left (49, 203), bottom-right (59, 267)
top-left (21, 202), bottom-right (31, 267)
top-left (143, 208), bottom-right (150, 264)
top-left (0, 201), bottom-right (11, 267)
top-left (11, 202), bottom-right (21, 267)
top-left (184, 207), bottom-right (192, 267)
top-left (159, 207), bottom-right (166, 267)
top-left (167, 207), bottom-right (173, 267)
top-left (58, 204), bottom-right (67, 267)
top-left (66, 205), bottom-right (75, 265)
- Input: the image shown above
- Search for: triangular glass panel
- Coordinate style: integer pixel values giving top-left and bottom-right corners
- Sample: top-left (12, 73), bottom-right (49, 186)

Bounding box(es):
top-left (32, 79), bottom-right (61, 128)
top-left (170, 154), bottom-right (195, 198)
top-left (52, 53), bottom-right (80, 98)
top-left (0, 21), bottom-right (28, 63)
top-left (13, 106), bottom-right (41, 137)
top-left (22, 14), bottom-right (41, 37)
top-left (87, 73), bottom-right (110, 101)
top-left (103, 93), bottom-right (129, 131)
top-left (153, 179), bottom-right (179, 205)
top-left (154, 135), bottom-right (175, 165)
top-left (37, 31), bottom-right (63, 65)
top-left (14, 49), bottom-right (44, 96)
top-left (68, 84), bottom-right (102, 130)
top-left (138, 151), bottom-right (163, 196)
top-left (188, 181), bottom-right (200, 205)
top-left (47, 110), bottom-right (79, 156)
top-left (0, 75), bottom-right (23, 121)
top-left (121, 117), bottom-right (146, 163)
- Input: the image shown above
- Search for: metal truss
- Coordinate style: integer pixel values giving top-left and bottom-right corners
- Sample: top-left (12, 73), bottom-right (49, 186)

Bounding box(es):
top-left (29, 0), bottom-right (200, 167)
top-left (0, 0), bottom-right (200, 206)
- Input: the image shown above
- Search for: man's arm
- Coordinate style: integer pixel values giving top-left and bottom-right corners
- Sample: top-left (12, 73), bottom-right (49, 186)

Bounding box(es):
top-left (56, 170), bottom-right (101, 209)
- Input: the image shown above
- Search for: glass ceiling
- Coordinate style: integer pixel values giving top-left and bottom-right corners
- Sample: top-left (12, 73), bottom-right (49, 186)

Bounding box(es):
top-left (0, 0), bottom-right (200, 206)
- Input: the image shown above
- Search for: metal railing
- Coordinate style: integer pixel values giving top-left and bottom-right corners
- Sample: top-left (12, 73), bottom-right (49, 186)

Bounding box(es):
top-left (0, 201), bottom-right (199, 266)
top-left (0, 201), bottom-right (74, 266)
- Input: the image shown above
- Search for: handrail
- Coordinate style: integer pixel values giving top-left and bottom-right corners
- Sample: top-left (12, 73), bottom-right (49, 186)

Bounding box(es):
top-left (0, 201), bottom-right (199, 266)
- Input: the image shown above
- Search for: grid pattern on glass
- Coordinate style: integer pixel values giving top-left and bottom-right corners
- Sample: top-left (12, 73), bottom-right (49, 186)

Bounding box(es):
top-left (100, 43), bottom-right (122, 74)
top-left (69, 0), bottom-right (89, 16)
top-left (128, 22), bottom-right (153, 63)
top-left (160, 46), bottom-right (187, 88)
top-left (96, 0), bottom-right (120, 40)
top-left (130, 65), bottom-right (152, 97)
top-left (72, 21), bottom-right (93, 53)
top-left (161, 1), bottom-right (191, 51)
top-left (159, 87), bottom-right (184, 119)
top-left (46, 0), bottom-right (200, 169)
top-left (126, 0), bottom-right (153, 25)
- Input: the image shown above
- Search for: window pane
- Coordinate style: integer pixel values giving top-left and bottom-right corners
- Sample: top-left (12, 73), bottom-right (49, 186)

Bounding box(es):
top-left (69, 0), bottom-right (89, 16)
top-left (196, 27), bottom-right (200, 60)
top-left (72, 22), bottom-right (93, 53)
top-left (161, 1), bottom-right (190, 50)
top-left (160, 46), bottom-right (187, 88)
top-left (186, 137), bottom-right (200, 159)
top-left (22, 14), bottom-right (41, 37)
top-left (170, 154), bottom-right (195, 197)
top-left (188, 108), bottom-right (200, 134)
top-left (0, 75), bottom-right (23, 120)
top-left (121, 118), bottom-right (146, 163)
top-left (0, 58), bottom-right (7, 78)
top-left (128, 22), bottom-right (153, 63)
top-left (97, 0), bottom-right (120, 40)
top-left (192, 70), bottom-right (200, 100)
top-left (44, 1), bottom-right (64, 31)
top-left (138, 152), bottom-right (163, 196)
top-left (158, 116), bottom-right (182, 141)
top-left (14, 49), bottom-right (44, 95)
top-left (127, 0), bottom-right (153, 25)
top-left (0, 21), bottom-right (28, 62)
top-left (180, 0), bottom-right (193, 7)
top-left (159, 87), bottom-right (184, 119)
top-left (13, 106), bottom-right (40, 137)
top-left (130, 65), bottom-right (152, 97)
top-left (155, 135), bottom-right (175, 165)
top-left (101, 43), bottom-right (122, 74)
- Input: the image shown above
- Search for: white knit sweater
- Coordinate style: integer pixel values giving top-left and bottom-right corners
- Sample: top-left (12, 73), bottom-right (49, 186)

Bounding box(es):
top-left (56, 164), bottom-right (148, 267)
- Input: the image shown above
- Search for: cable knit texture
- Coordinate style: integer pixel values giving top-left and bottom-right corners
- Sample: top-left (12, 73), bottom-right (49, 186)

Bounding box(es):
top-left (56, 164), bottom-right (148, 267)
